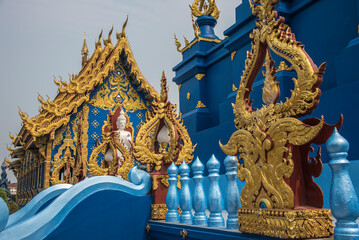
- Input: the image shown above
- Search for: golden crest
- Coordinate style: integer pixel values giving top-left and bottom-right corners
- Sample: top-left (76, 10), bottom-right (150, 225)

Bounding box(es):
top-left (88, 66), bottom-right (148, 112)
top-left (220, 0), bottom-right (327, 210)
top-left (133, 72), bottom-right (195, 172)
top-left (190, 0), bottom-right (220, 19)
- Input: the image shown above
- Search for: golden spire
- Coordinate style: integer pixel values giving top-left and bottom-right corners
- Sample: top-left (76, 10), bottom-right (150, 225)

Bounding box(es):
top-left (81, 34), bottom-right (89, 67)
top-left (160, 71), bottom-right (168, 102)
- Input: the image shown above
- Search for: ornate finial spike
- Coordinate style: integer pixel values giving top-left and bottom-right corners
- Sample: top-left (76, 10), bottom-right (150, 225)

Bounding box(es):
top-left (183, 36), bottom-right (189, 46)
top-left (106, 25), bottom-right (114, 46)
top-left (122, 16), bottom-right (128, 37)
top-left (9, 132), bottom-right (15, 142)
top-left (160, 71), bottom-right (168, 102)
top-left (96, 29), bottom-right (103, 48)
top-left (81, 34), bottom-right (89, 56)
top-left (174, 34), bottom-right (183, 53)
top-left (190, 0), bottom-right (220, 19)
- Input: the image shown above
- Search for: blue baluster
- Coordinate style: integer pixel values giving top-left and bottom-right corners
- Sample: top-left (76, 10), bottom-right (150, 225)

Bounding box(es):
top-left (326, 128), bottom-right (359, 239)
top-left (166, 162), bottom-right (179, 222)
top-left (179, 160), bottom-right (193, 224)
top-left (224, 155), bottom-right (240, 229)
top-left (192, 157), bottom-right (207, 225)
top-left (207, 155), bottom-right (224, 227)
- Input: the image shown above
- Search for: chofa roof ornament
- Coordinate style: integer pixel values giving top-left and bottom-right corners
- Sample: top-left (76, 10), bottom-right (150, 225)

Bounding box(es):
top-left (220, 0), bottom-right (342, 238)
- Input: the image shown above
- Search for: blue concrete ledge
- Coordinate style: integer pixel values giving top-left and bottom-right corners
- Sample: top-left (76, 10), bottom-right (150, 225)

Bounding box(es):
top-left (147, 220), bottom-right (279, 240)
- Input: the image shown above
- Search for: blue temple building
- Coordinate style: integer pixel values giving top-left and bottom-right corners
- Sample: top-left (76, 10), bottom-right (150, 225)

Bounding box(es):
top-left (174, 0), bottom-right (359, 168)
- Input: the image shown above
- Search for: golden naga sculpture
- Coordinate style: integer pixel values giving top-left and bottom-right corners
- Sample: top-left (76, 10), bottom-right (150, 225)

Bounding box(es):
top-left (134, 72), bottom-right (195, 220)
top-left (220, 0), bottom-right (341, 238)
top-left (87, 105), bottom-right (134, 180)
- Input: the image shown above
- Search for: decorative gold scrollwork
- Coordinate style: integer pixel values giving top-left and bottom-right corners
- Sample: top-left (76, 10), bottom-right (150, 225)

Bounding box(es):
top-left (190, 0), bottom-right (220, 19)
top-left (220, 0), bottom-right (329, 210)
top-left (134, 72), bottom-right (195, 172)
top-left (50, 126), bottom-right (76, 185)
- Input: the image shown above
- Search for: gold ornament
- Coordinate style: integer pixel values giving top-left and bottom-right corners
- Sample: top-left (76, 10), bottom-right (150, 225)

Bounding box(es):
top-left (232, 84), bottom-right (238, 92)
top-left (190, 0), bottom-right (220, 19)
top-left (196, 101), bottom-right (207, 109)
top-left (151, 204), bottom-right (168, 220)
top-left (220, 0), bottom-right (327, 210)
top-left (187, 92), bottom-right (191, 101)
top-left (238, 208), bottom-right (334, 239)
top-left (50, 126), bottom-right (76, 185)
top-left (87, 105), bottom-right (134, 180)
top-left (195, 73), bottom-right (205, 80)
top-left (133, 72), bottom-right (195, 172)
top-left (88, 65), bottom-right (148, 112)
top-left (276, 61), bottom-right (292, 72)
top-left (231, 51), bottom-right (237, 61)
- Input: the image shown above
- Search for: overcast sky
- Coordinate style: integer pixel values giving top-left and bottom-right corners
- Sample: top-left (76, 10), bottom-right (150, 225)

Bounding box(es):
top-left (0, 0), bottom-right (241, 182)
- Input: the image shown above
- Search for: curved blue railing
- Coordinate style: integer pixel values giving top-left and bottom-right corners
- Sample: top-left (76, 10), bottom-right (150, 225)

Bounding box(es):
top-left (6, 183), bottom-right (72, 228)
top-left (0, 167), bottom-right (152, 240)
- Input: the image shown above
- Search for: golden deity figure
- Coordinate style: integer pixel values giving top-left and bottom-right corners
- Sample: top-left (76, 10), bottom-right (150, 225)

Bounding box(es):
top-left (219, 0), bottom-right (342, 238)
top-left (133, 72), bottom-right (195, 220)
top-left (88, 105), bottom-right (134, 180)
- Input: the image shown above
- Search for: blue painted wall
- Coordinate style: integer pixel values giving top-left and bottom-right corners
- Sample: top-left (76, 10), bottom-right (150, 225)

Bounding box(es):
top-left (173, 0), bottom-right (359, 175)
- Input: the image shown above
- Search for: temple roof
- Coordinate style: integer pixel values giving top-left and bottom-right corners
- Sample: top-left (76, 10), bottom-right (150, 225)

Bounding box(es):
top-left (18, 23), bottom-right (159, 139)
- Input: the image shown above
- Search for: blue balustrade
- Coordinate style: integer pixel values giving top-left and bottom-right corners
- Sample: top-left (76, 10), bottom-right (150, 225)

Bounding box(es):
top-left (207, 155), bottom-right (225, 227)
top-left (224, 155), bottom-right (240, 229)
top-left (166, 162), bottom-right (180, 222)
top-left (179, 160), bottom-right (193, 224)
top-left (165, 155), bottom-right (240, 229)
top-left (192, 157), bottom-right (207, 226)
top-left (327, 128), bottom-right (359, 239)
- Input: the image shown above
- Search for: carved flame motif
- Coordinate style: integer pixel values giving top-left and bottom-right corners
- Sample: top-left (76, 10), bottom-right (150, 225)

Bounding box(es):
top-left (220, 0), bottom-right (335, 210)
top-left (133, 72), bottom-right (195, 171)
top-left (262, 49), bottom-right (280, 105)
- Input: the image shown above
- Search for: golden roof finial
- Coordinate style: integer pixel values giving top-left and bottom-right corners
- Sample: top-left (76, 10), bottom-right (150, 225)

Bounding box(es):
top-left (81, 34), bottom-right (89, 67)
top-left (160, 71), bottom-right (168, 102)
top-left (96, 29), bottom-right (103, 49)
top-left (104, 26), bottom-right (114, 46)
top-left (174, 34), bottom-right (183, 53)
top-left (190, 0), bottom-right (220, 19)
top-left (117, 16), bottom-right (129, 39)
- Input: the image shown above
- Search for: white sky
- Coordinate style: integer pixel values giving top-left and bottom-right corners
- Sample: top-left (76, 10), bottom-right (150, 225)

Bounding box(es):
top-left (0, 0), bottom-right (241, 182)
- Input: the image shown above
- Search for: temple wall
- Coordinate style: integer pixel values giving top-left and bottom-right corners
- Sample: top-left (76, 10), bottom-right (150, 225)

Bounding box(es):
top-left (174, 0), bottom-right (359, 170)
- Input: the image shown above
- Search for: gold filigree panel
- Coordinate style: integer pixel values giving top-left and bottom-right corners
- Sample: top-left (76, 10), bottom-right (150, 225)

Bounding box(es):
top-left (89, 66), bottom-right (148, 112)
top-left (238, 208), bottom-right (333, 239)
